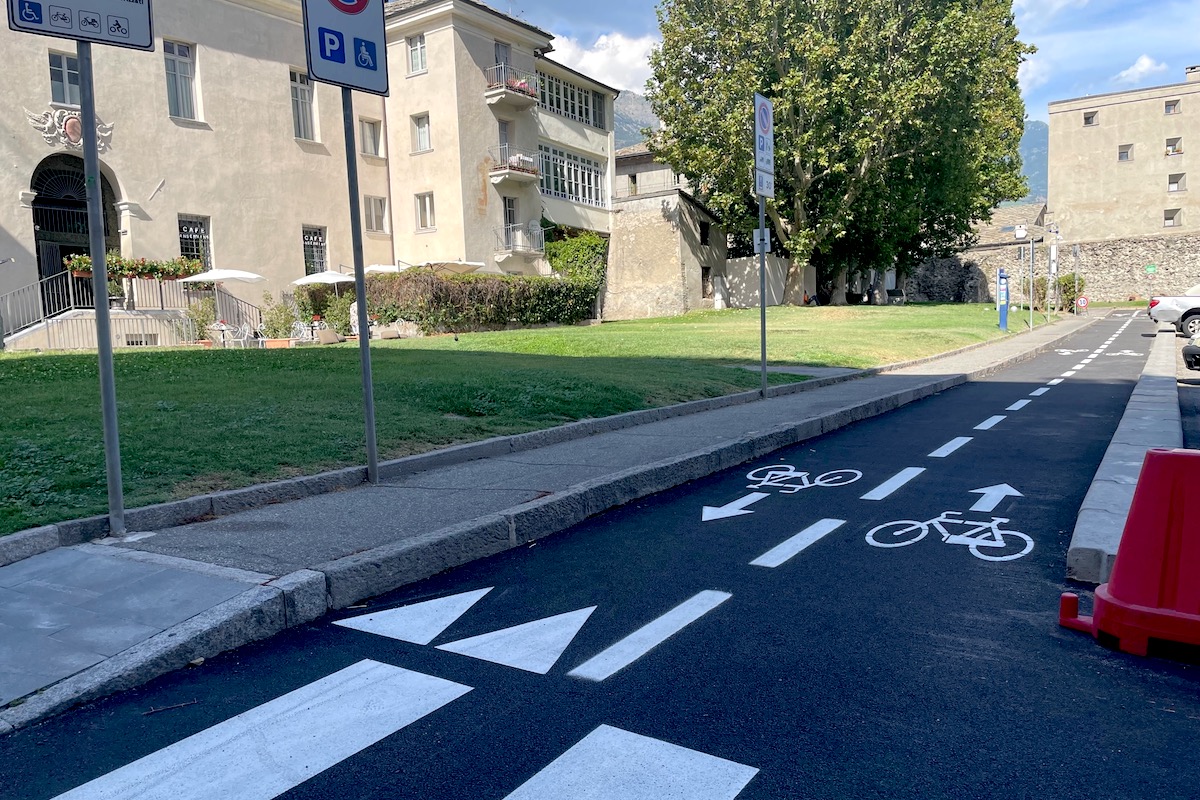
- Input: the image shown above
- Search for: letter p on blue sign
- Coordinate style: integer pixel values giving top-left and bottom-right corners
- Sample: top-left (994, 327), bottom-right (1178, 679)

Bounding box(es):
top-left (318, 27), bottom-right (345, 63)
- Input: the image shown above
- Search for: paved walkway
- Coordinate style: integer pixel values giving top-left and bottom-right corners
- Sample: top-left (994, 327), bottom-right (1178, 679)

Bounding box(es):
top-left (0, 315), bottom-right (1107, 732)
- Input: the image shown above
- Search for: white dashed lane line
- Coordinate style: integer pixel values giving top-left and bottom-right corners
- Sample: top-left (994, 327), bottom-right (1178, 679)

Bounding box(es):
top-left (974, 415), bottom-right (1007, 431)
top-left (928, 437), bottom-right (973, 458)
top-left (1030, 388), bottom-right (1050, 396)
top-left (1006, 400), bottom-right (1031, 411)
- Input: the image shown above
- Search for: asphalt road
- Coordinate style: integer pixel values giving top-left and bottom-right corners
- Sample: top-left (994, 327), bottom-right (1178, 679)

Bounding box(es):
top-left (5, 313), bottom-right (1199, 800)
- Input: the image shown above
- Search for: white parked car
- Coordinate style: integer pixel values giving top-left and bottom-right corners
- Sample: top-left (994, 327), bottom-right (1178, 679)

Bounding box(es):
top-left (1148, 284), bottom-right (1200, 336)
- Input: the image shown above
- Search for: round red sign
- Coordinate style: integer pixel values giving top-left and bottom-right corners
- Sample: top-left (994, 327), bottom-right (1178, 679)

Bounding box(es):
top-left (327, 0), bottom-right (369, 13)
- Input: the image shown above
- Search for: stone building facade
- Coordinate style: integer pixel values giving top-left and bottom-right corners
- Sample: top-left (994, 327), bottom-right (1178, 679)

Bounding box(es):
top-left (604, 144), bottom-right (726, 319)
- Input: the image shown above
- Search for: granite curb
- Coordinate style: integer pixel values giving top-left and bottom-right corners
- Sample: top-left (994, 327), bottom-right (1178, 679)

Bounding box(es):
top-left (0, 314), bottom-right (1099, 731)
top-left (1066, 327), bottom-right (1184, 584)
top-left (0, 318), bottom-right (1086, 557)
top-left (0, 567), bottom-right (328, 733)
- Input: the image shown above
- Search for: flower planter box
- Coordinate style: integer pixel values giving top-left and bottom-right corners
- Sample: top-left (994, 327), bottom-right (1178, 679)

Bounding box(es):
top-left (263, 338), bottom-right (296, 349)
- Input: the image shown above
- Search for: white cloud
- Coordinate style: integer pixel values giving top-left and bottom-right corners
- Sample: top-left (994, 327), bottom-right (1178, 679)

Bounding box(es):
top-left (1019, 57), bottom-right (1053, 94)
top-left (1114, 54), bottom-right (1169, 85)
top-left (1012, 0), bottom-right (1090, 32)
top-left (550, 32), bottom-right (659, 93)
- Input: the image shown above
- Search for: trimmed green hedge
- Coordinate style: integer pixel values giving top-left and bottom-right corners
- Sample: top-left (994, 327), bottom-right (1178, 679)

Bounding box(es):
top-left (365, 270), bottom-right (600, 334)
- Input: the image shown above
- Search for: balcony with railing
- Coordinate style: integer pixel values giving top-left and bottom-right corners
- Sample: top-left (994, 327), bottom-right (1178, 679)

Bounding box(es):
top-left (484, 64), bottom-right (539, 110)
top-left (488, 144), bottom-right (540, 186)
top-left (494, 223), bottom-right (545, 258)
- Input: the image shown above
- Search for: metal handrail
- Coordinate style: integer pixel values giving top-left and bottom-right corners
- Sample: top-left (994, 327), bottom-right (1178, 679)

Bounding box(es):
top-left (484, 64), bottom-right (538, 98)
top-left (0, 271), bottom-right (259, 349)
top-left (488, 144), bottom-right (540, 175)
top-left (494, 223), bottom-right (545, 254)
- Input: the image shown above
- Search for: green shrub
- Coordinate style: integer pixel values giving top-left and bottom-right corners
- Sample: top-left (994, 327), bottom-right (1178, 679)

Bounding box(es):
top-left (185, 297), bottom-right (216, 338)
top-left (365, 270), bottom-right (600, 334)
top-left (1034, 273), bottom-right (1086, 312)
top-left (260, 292), bottom-right (299, 339)
top-left (545, 230), bottom-right (608, 284)
top-left (323, 290), bottom-right (356, 335)
top-left (294, 284), bottom-right (337, 322)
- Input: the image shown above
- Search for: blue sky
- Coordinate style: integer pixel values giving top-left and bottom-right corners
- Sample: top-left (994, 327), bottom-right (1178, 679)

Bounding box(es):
top-left (510, 0), bottom-right (1200, 122)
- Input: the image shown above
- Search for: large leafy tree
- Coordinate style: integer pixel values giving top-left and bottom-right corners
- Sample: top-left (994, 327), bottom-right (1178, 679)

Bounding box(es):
top-left (646, 0), bottom-right (1031, 302)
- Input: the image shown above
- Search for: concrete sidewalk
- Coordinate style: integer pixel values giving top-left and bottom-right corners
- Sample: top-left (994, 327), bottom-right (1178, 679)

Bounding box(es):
top-left (0, 315), bottom-right (1107, 733)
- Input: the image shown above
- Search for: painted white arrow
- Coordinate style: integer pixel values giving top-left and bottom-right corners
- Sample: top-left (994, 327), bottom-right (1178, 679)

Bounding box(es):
top-left (969, 484), bottom-right (1023, 513)
top-left (702, 492), bottom-right (770, 521)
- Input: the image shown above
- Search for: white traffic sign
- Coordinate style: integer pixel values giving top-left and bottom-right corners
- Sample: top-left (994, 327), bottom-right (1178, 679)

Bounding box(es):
top-left (7, 0), bottom-right (153, 50)
top-left (754, 93), bottom-right (774, 199)
top-left (754, 93), bottom-right (774, 175)
top-left (302, 0), bottom-right (388, 95)
top-left (1049, 244), bottom-right (1058, 275)
top-left (1076, 296), bottom-right (1089, 309)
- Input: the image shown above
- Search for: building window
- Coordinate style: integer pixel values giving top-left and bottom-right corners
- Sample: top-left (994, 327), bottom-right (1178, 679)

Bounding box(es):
top-left (415, 193), bottom-right (435, 230)
top-left (1118, 144), bottom-right (1133, 162)
top-left (699, 220), bottom-right (711, 245)
top-left (412, 114), bottom-right (431, 152)
top-left (1166, 99), bottom-right (1181, 115)
top-left (539, 144), bottom-right (608, 208)
top-left (1082, 111), bottom-right (1097, 126)
top-left (178, 215), bottom-right (212, 268)
top-left (408, 34), bottom-right (426, 74)
top-left (360, 118), bottom-right (382, 156)
top-left (538, 72), bottom-right (606, 130)
top-left (702, 266), bottom-right (713, 299)
top-left (48, 52), bottom-right (80, 105)
top-left (1164, 208), bottom-right (1182, 227)
top-left (164, 41), bottom-right (197, 120)
top-left (1169, 173), bottom-right (1186, 193)
top-left (1166, 137), bottom-right (1183, 156)
top-left (364, 196), bottom-right (387, 233)
top-left (291, 70), bottom-right (315, 141)
top-left (628, 173), bottom-right (638, 196)
top-left (302, 226), bottom-right (327, 274)
top-left (494, 40), bottom-right (511, 66)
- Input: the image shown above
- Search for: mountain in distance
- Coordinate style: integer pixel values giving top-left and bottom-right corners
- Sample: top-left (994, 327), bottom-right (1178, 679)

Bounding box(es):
top-left (612, 94), bottom-right (1051, 204)
top-left (614, 91), bottom-right (659, 150)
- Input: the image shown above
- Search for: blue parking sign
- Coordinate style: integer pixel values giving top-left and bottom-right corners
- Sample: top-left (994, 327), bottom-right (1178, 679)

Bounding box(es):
top-left (318, 27), bottom-right (345, 63)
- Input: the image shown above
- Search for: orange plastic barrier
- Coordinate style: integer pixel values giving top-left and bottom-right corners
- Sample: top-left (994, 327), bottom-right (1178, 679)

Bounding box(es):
top-left (1060, 448), bottom-right (1200, 656)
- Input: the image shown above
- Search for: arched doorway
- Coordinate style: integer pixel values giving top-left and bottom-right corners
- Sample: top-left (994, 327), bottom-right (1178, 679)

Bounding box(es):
top-left (29, 154), bottom-right (119, 315)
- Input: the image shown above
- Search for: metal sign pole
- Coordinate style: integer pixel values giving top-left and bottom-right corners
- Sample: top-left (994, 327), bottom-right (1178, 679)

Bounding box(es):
top-left (1029, 241), bottom-right (1035, 331)
top-left (342, 88), bottom-right (379, 483)
top-left (758, 197), bottom-right (767, 399)
top-left (78, 40), bottom-right (125, 534)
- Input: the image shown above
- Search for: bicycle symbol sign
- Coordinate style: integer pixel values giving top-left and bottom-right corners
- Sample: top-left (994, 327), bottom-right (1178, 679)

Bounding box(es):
top-left (866, 511), bottom-right (1033, 562)
top-left (746, 464), bottom-right (862, 494)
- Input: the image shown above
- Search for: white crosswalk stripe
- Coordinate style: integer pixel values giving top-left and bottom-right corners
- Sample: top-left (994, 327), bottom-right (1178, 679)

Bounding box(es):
top-left (53, 660), bottom-right (471, 800)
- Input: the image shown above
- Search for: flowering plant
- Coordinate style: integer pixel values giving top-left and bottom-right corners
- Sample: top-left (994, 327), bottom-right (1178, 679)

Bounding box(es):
top-left (63, 251), bottom-right (204, 280)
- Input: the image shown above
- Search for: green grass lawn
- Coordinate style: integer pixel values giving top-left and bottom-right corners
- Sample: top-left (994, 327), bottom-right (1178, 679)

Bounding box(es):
top-left (1, 303), bottom-right (1012, 534)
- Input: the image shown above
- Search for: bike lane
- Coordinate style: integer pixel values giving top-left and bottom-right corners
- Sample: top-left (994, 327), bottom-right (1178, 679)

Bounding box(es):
top-left (7, 314), bottom-right (1199, 800)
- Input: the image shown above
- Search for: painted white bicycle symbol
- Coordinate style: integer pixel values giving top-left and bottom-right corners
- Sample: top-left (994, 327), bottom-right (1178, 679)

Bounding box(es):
top-left (746, 464), bottom-right (862, 494)
top-left (866, 511), bottom-right (1034, 561)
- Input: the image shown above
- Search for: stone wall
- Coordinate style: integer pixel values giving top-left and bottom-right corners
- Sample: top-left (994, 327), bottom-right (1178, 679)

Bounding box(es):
top-left (913, 232), bottom-right (1200, 303)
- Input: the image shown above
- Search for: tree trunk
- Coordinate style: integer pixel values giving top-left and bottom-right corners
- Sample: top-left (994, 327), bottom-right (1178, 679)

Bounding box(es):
top-left (828, 270), bottom-right (849, 305)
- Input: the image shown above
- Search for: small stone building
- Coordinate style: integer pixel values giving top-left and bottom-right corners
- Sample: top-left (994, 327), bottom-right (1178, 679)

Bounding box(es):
top-left (604, 144), bottom-right (727, 319)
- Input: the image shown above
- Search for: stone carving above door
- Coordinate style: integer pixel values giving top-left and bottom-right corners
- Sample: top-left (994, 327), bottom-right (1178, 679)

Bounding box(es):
top-left (24, 107), bottom-right (114, 153)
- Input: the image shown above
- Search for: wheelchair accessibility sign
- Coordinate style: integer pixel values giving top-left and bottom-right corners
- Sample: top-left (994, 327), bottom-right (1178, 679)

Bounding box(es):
top-left (302, 0), bottom-right (387, 95)
top-left (7, 0), bottom-right (154, 50)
